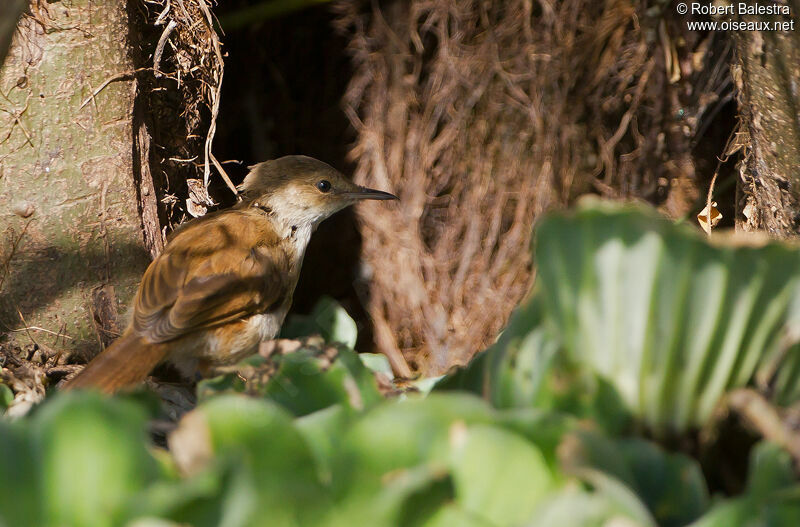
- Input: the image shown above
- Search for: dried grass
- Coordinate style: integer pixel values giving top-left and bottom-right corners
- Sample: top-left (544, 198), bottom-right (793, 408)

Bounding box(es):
top-left (139, 0), bottom-right (232, 230)
top-left (334, 0), bottom-right (733, 375)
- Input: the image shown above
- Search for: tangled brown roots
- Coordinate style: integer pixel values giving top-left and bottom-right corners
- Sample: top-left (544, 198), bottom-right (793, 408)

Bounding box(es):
top-left (334, 0), bottom-right (731, 375)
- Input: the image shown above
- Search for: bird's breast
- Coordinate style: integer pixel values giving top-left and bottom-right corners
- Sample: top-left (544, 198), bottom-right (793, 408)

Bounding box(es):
top-left (167, 308), bottom-right (290, 376)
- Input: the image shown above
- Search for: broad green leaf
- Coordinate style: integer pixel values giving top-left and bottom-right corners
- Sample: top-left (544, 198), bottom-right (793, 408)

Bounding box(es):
top-left (126, 519), bottom-right (185, 527)
top-left (295, 405), bottom-right (351, 485)
top-left (747, 441), bottom-right (797, 499)
top-left (0, 422), bottom-right (39, 527)
top-left (448, 424), bottom-right (554, 526)
top-left (33, 393), bottom-right (158, 527)
top-left (534, 200), bottom-right (800, 432)
top-left (689, 490), bottom-right (800, 527)
top-left (339, 393), bottom-right (495, 480)
top-left (421, 503), bottom-right (494, 527)
top-left (257, 348), bottom-right (383, 415)
top-left (191, 395), bottom-right (328, 521)
top-left (494, 408), bottom-right (576, 469)
top-left (0, 383), bottom-right (13, 410)
top-left (559, 431), bottom-right (708, 526)
top-left (329, 394), bottom-right (495, 525)
top-left (123, 466), bottom-right (243, 527)
top-left (359, 353), bottom-right (394, 378)
top-left (685, 439), bottom-right (800, 527)
top-left (198, 347), bottom-right (383, 416)
top-left (280, 296), bottom-right (358, 349)
top-left (525, 487), bottom-right (652, 527)
top-left (167, 396), bottom-right (332, 526)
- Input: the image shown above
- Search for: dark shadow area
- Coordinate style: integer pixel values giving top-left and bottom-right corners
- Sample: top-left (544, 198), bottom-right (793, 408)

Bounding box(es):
top-left (692, 98), bottom-right (739, 229)
top-left (212, 3), bottom-right (375, 350)
top-left (0, 241), bottom-right (150, 359)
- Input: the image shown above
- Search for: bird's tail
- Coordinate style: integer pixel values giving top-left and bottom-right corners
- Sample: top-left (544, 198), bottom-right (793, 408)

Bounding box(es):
top-left (63, 331), bottom-right (169, 394)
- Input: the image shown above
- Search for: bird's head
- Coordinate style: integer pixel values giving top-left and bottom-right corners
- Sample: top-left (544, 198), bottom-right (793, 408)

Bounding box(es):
top-left (238, 155), bottom-right (397, 228)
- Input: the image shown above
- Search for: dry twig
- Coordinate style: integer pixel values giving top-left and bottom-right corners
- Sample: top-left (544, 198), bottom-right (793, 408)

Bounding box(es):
top-left (729, 389), bottom-right (800, 468)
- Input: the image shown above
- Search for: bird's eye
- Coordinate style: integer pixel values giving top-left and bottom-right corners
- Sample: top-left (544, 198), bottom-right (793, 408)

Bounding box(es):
top-left (316, 180), bottom-right (331, 193)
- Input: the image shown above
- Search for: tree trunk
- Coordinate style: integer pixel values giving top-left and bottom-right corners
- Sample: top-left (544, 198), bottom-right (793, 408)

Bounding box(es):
top-left (0, 2), bottom-right (149, 362)
top-left (734, 1), bottom-right (800, 235)
top-left (0, 0), bottom-right (26, 68)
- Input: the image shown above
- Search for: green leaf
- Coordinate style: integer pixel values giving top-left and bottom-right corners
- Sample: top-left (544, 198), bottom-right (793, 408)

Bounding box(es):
top-left (123, 465), bottom-right (244, 527)
top-left (281, 297), bottom-right (358, 349)
top-left (359, 353), bottom-right (394, 378)
top-left (340, 393), bottom-right (495, 479)
top-left (689, 490), bottom-right (800, 527)
top-left (181, 395), bottom-right (330, 526)
top-left (420, 504), bottom-right (494, 527)
top-left (494, 408), bottom-right (576, 469)
top-left (197, 344), bottom-right (383, 417)
top-left (33, 393), bottom-right (158, 527)
top-left (533, 200), bottom-right (800, 433)
top-left (747, 441), bottom-right (797, 499)
top-left (329, 394), bottom-right (495, 525)
top-left (256, 348), bottom-right (383, 416)
top-left (295, 405), bottom-right (352, 485)
top-left (448, 424), bottom-right (554, 526)
top-left (0, 383), bottom-right (13, 410)
top-left (0, 422), bottom-right (39, 527)
top-left (561, 430), bottom-right (708, 527)
top-left (526, 486), bottom-right (652, 527)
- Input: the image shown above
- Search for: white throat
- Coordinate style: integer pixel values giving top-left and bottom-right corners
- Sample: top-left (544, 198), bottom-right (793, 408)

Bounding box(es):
top-left (262, 194), bottom-right (323, 261)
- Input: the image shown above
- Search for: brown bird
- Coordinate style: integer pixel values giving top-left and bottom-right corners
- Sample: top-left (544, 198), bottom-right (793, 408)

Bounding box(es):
top-left (64, 155), bottom-right (397, 394)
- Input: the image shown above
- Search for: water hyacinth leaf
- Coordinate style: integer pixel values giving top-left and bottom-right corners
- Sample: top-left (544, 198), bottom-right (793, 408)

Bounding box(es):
top-left (535, 200), bottom-right (800, 432)
top-left (685, 442), bottom-right (800, 526)
top-left (421, 503), bottom-right (495, 527)
top-left (618, 439), bottom-right (709, 526)
top-left (761, 293), bottom-right (800, 405)
top-left (172, 395), bottom-right (330, 525)
top-left (525, 486), bottom-right (653, 527)
top-left (688, 492), bottom-right (800, 527)
top-left (294, 405), bottom-right (352, 486)
top-left (0, 423), bottom-right (39, 527)
top-left (331, 394), bottom-right (552, 526)
top-left (339, 393), bottom-right (495, 479)
top-left (280, 296), bottom-right (358, 349)
top-left (0, 383), bottom-right (13, 410)
top-left (448, 424), bottom-right (555, 526)
top-left (561, 431), bottom-right (708, 527)
top-left (359, 353), bottom-right (394, 378)
top-left (745, 441), bottom-right (797, 500)
top-left (494, 408), bottom-right (577, 469)
top-left (197, 347), bottom-right (383, 416)
top-left (33, 393), bottom-right (158, 527)
top-left (324, 395), bottom-right (494, 523)
top-left (122, 465), bottom-right (249, 527)
top-left (258, 348), bottom-right (383, 416)
top-left (435, 293), bottom-right (556, 406)
top-left (393, 473), bottom-right (457, 527)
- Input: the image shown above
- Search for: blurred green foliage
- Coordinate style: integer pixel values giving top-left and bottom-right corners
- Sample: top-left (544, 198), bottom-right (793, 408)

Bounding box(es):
top-left (2, 201), bottom-right (800, 526)
top-left (443, 199), bottom-right (800, 432)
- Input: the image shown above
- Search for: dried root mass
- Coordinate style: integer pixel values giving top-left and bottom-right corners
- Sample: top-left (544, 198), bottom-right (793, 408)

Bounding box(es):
top-left (334, 0), bottom-right (733, 374)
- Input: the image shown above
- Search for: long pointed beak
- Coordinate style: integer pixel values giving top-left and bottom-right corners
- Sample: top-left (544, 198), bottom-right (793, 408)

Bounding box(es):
top-left (344, 186), bottom-right (399, 201)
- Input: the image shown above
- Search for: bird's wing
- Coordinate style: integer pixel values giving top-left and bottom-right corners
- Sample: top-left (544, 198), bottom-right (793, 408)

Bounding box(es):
top-left (132, 221), bottom-right (289, 343)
